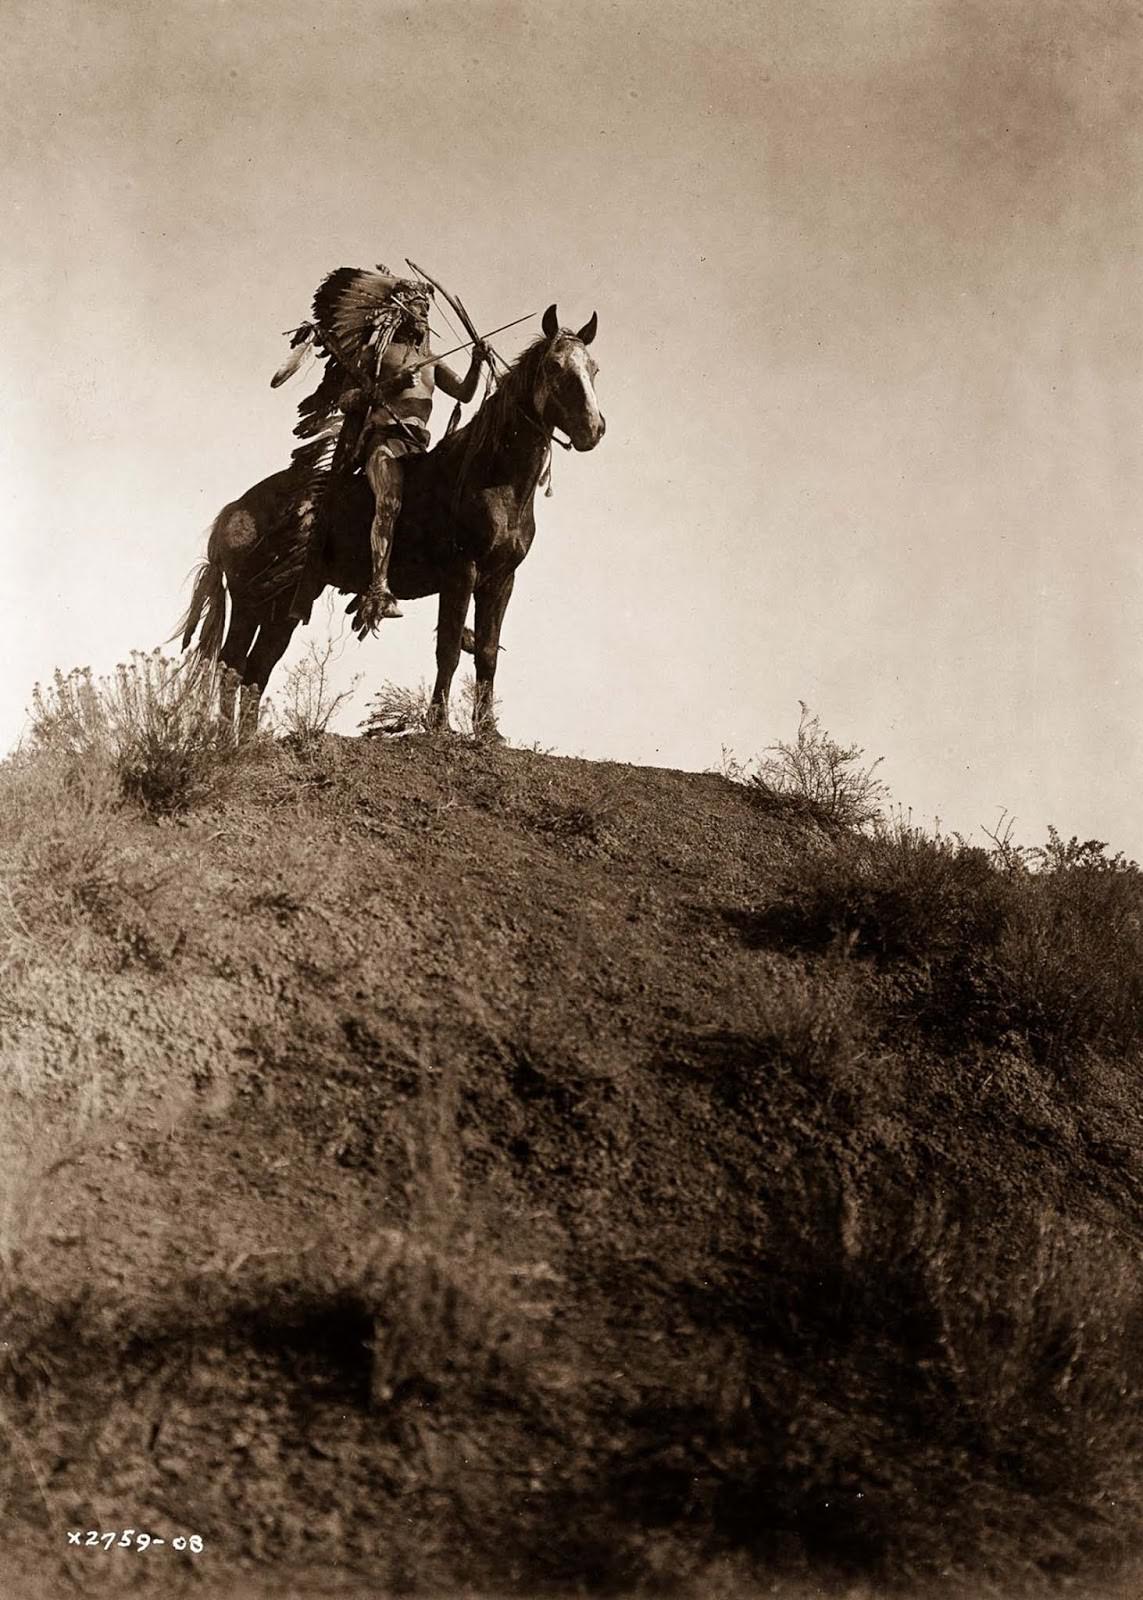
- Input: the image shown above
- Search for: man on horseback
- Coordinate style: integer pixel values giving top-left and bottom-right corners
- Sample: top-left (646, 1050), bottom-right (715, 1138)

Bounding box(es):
top-left (181, 299), bottom-right (602, 741)
top-left (276, 265), bottom-right (492, 634)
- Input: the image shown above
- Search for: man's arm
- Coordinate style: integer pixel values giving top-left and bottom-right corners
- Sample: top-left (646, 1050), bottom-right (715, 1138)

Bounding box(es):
top-left (434, 342), bottom-right (491, 404)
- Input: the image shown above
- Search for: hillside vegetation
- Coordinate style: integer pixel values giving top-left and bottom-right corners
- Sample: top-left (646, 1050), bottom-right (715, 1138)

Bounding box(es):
top-left (1, 660), bottom-right (1141, 1599)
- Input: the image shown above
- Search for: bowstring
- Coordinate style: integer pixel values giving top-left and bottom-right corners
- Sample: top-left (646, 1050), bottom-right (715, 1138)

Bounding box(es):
top-left (433, 297), bottom-right (466, 350)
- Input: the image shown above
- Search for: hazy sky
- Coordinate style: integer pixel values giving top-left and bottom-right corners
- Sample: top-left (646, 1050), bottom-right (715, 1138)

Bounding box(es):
top-left (4, 0), bottom-right (1141, 852)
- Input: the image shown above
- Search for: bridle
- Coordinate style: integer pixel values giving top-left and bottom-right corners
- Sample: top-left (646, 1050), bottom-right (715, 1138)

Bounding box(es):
top-left (508, 344), bottom-right (582, 497)
top-left (515, 400), bottom-right (574, 454)
top-left (513, 334), bottom-right (592, 455)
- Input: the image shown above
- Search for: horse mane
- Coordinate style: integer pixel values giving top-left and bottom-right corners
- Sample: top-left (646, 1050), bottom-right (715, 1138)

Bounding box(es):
top-left (434, 334), bottom-right (552, 502)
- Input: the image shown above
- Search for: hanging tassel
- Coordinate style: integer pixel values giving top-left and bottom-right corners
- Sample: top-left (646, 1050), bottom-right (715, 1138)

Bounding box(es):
top-left (445, 398), bottom-right (463, 436)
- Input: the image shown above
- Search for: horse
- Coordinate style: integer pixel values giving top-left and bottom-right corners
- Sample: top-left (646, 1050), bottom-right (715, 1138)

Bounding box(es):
top-left (176, 304), bottom-right (604, 739)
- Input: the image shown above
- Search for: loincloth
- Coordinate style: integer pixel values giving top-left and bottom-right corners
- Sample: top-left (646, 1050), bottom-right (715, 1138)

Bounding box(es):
top-left (358, 413), bottom-right (431, 463)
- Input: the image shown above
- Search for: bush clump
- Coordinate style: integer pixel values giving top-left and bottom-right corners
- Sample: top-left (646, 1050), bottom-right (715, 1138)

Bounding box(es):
top-left (755, 812), bottom-right (1143, 1065)
top-left (359, 675), bottom-right (497, 742)
top-left (983, 833), bottom-right (1143, 1064)
top-left (273, 636), bottom-right (360, 752)
top-left (725, 704), bottom-right (890, 831)
top-left (28, 652), bottom-right (241, 817)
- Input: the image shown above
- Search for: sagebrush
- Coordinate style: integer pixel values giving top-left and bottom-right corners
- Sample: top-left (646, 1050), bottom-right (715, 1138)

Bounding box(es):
top-left (723, 703), bottom-right (889, 830)
top-left (28, 652), bottom-right (246, 816)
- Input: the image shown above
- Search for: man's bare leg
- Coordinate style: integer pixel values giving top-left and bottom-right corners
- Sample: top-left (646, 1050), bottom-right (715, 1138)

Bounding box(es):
top-left (354, 450), bottom-right (405, 635)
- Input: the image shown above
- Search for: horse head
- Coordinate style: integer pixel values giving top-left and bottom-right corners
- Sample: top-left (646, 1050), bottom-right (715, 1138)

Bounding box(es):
top-left (534, 305), bottom-right (605, 452)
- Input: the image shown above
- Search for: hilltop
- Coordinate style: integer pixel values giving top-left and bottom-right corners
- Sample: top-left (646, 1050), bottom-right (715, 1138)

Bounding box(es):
top-left (1, 722), bottom-right (1141, 1599)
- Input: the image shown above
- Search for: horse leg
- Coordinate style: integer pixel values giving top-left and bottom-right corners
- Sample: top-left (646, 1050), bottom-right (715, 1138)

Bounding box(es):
top-left (239, 616), bottom-right (299, 738)
top-left (218, 604), bottom-right (258, 740)
top-left (471, 569), bottom-right (515, 741)
top-left (427, 563), bottom-right (476, 733)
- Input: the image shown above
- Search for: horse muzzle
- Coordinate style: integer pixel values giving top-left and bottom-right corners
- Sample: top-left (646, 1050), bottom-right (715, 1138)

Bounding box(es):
top-left (571, 414), bottom-right (605, 451)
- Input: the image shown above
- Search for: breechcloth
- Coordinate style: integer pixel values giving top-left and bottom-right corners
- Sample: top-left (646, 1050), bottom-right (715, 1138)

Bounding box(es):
top-left (358, 414), bottom-right (431, 464)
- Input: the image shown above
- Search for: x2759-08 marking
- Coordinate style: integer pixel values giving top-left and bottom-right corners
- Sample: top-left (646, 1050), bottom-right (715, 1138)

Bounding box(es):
top-left (67, 1531), bottom-right (203, 1552)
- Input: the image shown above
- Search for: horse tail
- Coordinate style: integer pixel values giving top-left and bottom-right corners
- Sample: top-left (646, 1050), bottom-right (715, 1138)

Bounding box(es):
top-left (172, 537), bottom-right (228, 666)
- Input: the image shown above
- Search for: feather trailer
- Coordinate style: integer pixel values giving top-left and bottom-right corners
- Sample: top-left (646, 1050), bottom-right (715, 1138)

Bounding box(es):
top-left (293, 359), bottom-right (348, 440)
top-left (271, 324), bottom-right (316, 388)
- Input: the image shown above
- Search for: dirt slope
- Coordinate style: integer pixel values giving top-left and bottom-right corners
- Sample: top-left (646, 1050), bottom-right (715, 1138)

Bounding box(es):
top-left (2, 735), bottom-right (1140, 1599)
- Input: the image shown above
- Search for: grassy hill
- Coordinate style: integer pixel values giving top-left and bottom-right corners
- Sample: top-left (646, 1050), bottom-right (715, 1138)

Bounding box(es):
top-left (1, 666), bottom-right (1141, 1598)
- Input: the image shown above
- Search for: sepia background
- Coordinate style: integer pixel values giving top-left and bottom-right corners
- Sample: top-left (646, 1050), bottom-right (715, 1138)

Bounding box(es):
top-left (3, 0), bottom-right (1141, 852)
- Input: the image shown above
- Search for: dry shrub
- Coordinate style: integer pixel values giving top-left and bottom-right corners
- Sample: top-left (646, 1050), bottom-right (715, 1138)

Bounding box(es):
top-left (29, 652), bottom-right (244, 816)
top-left (756, 813), bottom-right (1143, 1066)
top-left (761, 819), bottom-right (1008, 962)
top-left (273, 632), bottom-right (360, 751)
top-left (360, 678), bottom-right (435, 738)
top-left (984, 844), bottom-right (1143, 1065)
top-left (360, 674), bottom-right (493, 740)
top-left (725, 704), bottom-right (889, 831)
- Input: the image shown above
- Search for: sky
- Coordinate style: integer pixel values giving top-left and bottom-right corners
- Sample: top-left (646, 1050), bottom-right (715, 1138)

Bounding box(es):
top-left (3, 0), bottom-right (1141, 853)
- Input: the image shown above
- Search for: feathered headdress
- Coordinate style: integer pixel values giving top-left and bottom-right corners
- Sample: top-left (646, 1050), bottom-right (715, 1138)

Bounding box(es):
top-left (271, 266), bottom-right (433, 393)
top-left (312, 267), bottom-right (429, 367)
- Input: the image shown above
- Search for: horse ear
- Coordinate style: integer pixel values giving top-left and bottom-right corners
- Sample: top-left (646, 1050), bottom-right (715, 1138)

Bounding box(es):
top-left (576, 311), bottom-right (597, 345)
top-left (542, 304), bottom-right (560, 339)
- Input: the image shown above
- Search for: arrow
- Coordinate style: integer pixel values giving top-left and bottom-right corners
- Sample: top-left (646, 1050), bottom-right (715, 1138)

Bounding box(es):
top-left (411, 312), bottom-right (536, 371)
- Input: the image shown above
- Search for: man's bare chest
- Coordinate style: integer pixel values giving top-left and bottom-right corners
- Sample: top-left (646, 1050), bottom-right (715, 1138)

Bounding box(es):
top-left (377, 339), bottom-right (433, 398)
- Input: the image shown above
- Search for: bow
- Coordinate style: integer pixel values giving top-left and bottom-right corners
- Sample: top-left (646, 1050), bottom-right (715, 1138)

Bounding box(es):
top-left (405, 258), bottom-right (509, 377)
